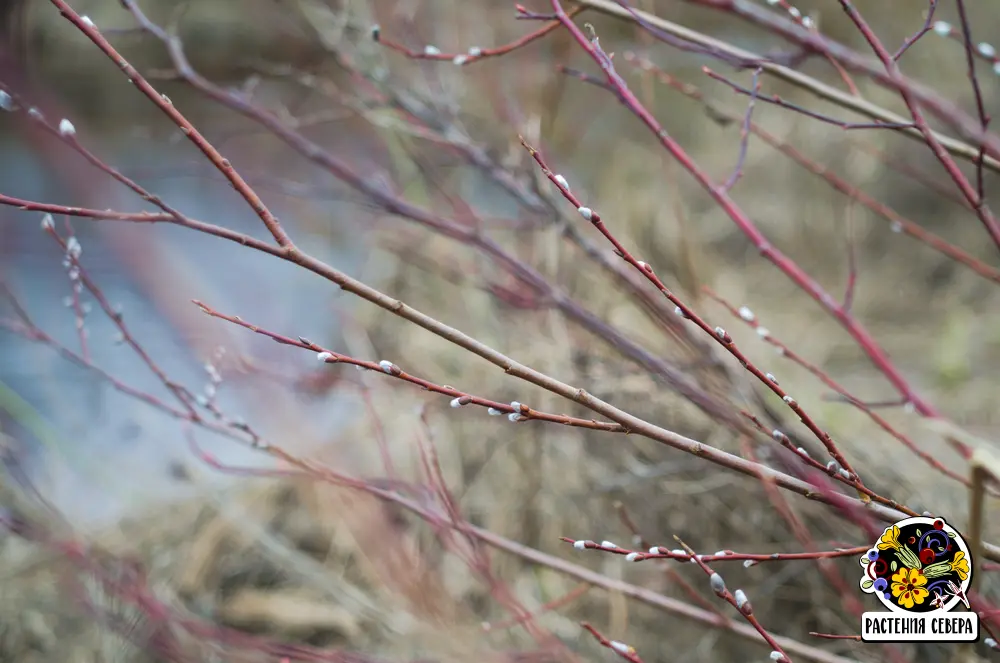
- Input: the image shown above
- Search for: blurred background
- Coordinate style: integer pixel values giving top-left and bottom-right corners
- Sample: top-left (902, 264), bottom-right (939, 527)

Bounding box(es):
top-left (2, 0), bottom-right (1000, 661)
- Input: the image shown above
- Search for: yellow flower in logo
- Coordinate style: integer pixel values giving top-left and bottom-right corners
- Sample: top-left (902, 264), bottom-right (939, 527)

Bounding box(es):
top-left (878, 525), bottom-right (902, 551)
top-left (891, 567), bottom-right (929, 609)
top-left (949, 551), bottom-right (970, 581)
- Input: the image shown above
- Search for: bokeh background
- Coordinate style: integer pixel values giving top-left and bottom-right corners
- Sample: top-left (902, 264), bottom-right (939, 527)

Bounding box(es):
top-left (2, 0), bottom-right (1000, 662)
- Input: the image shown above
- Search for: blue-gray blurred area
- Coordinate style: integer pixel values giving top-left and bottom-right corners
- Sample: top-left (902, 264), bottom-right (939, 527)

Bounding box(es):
top-left (0, 119), bottom-right (369, 528)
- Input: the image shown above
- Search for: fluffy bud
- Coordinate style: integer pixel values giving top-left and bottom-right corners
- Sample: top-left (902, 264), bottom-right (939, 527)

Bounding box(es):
top-left (734, 589), bottom-right (752, 615)
top-left (610, 641), bottom-right (633, 655)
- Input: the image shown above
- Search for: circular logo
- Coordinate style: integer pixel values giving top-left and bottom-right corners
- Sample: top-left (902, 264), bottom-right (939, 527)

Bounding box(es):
top-left (859, 516), bottom-right (972, 613)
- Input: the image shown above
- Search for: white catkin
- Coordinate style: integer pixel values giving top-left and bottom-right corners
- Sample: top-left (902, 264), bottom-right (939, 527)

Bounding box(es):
top-left (66, 234), bottom-right (83, 258)
top-left (316, 351), bottom-right (333, 362)
top-left (577, 206), bottom-right (593, 221)
top-left (609, 641), bottom-right (632, 655)
top-left (709, 573), bottom-right (726, 594)
top-left (573, 540), bottom-right (587, 550)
